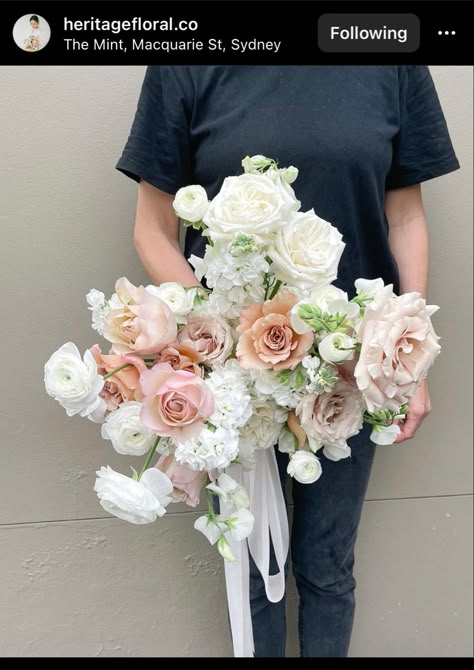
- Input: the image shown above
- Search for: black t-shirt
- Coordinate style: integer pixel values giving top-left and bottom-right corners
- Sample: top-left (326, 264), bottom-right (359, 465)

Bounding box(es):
top-left (116, 65), bottom-right (459, 295)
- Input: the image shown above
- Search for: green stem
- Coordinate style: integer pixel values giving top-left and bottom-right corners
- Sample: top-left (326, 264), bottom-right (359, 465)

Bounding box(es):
top-left (268, 279), bottom-right (282, 300)
top-left (206, 488), bottom-right (217, 520)
top-left (139, 436), bottom-right (161, 478)
top-left (103, 363), bottom-right (132, 380)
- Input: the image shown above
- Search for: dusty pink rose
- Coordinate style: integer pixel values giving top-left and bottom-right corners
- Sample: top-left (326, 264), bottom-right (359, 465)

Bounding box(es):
top-left (139, 362), bottom-right (214, 442)
top-left (354, 285), bottom-right (441, 412)
top-left (103, 277), bottom-right (177, 356)
top-left (296, 381), bottom-right (364, 456)
top-left (155, 454), bottom-right (208, 507)
top-left (177, 313), bottom-right (233, 367)
top-left (236, 291), bottom-right (313, 371)
top-left (154, 342), bottom-right (203, 376)
top-left (90, 345), bottom-right (144, 413)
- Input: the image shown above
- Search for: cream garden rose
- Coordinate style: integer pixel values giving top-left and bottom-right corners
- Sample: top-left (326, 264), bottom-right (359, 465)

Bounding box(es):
top-left (354, 285), bottom-right (441, 412)
top-left (203, 173), bottom-right (296, 245)
top-left (270, 209), bottom-right (345, 291)
top-left (173, 185), bottom-right (209, 223)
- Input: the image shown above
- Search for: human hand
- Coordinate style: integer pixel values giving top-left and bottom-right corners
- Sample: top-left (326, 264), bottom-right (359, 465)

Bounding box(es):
top-left (394, 379), bottom-right (431, 443)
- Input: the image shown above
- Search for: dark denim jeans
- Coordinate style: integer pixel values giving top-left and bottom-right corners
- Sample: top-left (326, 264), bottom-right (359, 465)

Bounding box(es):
top-left (249, 425), bottom-right (376, 657)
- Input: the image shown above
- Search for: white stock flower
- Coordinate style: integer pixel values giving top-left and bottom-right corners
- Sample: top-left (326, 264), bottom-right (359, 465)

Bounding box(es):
top-left (44, 342), bottom-right (105, 420)
top-left (203, 173), bottom-right (294, 245)
top-left (355, 277), bottom-right (385, 298)
top-left (206, 473), bottom-right (250, 509)
top-left (145, 282), bottom-right (195, 324)
top-left (370, 423), bottom-right (401, 445)
top-left (173, 185), bottom-right (209, 222)
top-left (287, 451), bottom-right (322, 484)
top-left (86, 289), bottom-right (108, 335)
top-left (94, 466), bottom-right (173, 524)
top-left (270, 209), bottom-right (345, 291)
top-left (175, 426), bottom-right (240, 471)
top-left (206, 360), bottom-right (253, 430)
top-left (318, 333), bottom-right (356, 364)
top-left (101, 401), bottom-right (156, 456)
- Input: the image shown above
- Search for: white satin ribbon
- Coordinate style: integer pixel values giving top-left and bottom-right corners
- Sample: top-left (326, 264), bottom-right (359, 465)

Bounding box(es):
top-left (222, 448), bottom-right (289, 657)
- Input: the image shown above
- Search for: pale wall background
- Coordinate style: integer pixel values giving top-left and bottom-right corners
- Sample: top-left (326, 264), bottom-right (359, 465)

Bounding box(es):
top-left (0, 66), bottom-right (472, 657)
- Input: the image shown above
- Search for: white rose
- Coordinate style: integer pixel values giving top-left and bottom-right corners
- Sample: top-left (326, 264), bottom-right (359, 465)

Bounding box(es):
top-left (287, 451), bottom-right (322, 484)
top-left (94, 466), bottom-right (173, 524)
top-left (44, 342), bottom-right (105, 419)
top-left (203, 174), bottom-right (293, 245)
top-left (173, 185), bottom-right (209, 222)
top-left (145, 282), bottom-right (195, 325)
top-left (318, 333), bottom-right (356, 363)
top-left (101, 401), bottom-right (156, 456)
top-left (270, 209), bottom-right (345, 291)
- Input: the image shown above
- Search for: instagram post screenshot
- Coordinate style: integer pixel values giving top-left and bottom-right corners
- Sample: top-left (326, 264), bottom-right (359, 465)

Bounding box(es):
top-left (1, 0), bottom-right (472, 659)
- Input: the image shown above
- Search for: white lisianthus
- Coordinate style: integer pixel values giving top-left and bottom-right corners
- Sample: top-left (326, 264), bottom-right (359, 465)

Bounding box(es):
top-left (194, 514), bottom-right (226, 545)
top-left (224, 508), bottom-right (255, 541)
top-left (287, 451), bottom-right (322, 484)
top-left (173, 185), bottom-right (209, 223)
top-left (207, 473), bottom-right (250, 509)
top-left (145, 282), bottom-right (195, 324)
top-left (101, 401), bottom-right (156, 456)
top-left (44, 342), bottom-right (105, 420)
top-left (86, 289), bottom-right (108, 335)
top-left (270, 209), bottom-right (345, 291)
top-left (318, 333), bottom-right (356, 364)
top-left (370, 423), bottom-right (401, 445)
top-left (355, 277), bottom-right (385, 298)
top-left (203, 173), bottom-right (293, 245)
top-left (94, 466), bottom-right (173, 524)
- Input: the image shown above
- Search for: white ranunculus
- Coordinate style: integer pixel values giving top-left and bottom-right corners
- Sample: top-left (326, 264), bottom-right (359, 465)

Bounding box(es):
top-left (173, 185), bottom-right (209, 222)
top-left (101, 401), bottom-right (156, 456)
top-left (318, 333), bottom-right (356, 364)
top-left (94, 466), bottom-right (173, 524)
top-left (145, 282), bottom-right (195, 324)
top-left (287, 451), bottom-right (322, 484)
top-left (355, 277), bottom-right (385, 298)
top-left (370, 423), bottom-right (401, 445)
top-left (270, 209), bottom-right (345, 291)
top-left (203, 173), bottom-right (293, 245)
top-left (44, 342), bottom-right (105, 419)
top-left (207, 473), bottom-right (250, 509)
top-left (194, 514), bottom-right (225, 545)
top-left (224, 508), bottom-right (255, 541)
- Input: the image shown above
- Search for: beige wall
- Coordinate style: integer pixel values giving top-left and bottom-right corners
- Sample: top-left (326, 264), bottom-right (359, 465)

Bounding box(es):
top-left (0, 66), bottom-right (472, 657)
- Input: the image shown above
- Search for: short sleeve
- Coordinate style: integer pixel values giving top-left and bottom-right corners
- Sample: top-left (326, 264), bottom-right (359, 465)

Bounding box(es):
top-left (115, 66), bottom-right (192, 194)
top-left (386, 66), bottom-right (460, 190)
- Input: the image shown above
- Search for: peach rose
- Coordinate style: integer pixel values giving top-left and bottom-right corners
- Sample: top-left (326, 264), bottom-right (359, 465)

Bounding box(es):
top-left (236, 291), bottom-right (313, 371)
top-left (177, 313), bottom-right (234, 367)
top-left (90, 345), bottom-right (144, 413)
top-left (354, 286), bottom-right (441, 412)
top-left (103, 277), bottom-right (177, 356)
top-left (139, 362), bottom-right (214, 442)
top-left (155, 454), bottom-right (208, 507)
top-left (154, 343), bottom-right (203, 376)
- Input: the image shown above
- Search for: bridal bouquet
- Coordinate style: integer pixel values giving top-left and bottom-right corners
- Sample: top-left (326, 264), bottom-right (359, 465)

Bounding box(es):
top-left (44, 155), bottom-right (441, 564)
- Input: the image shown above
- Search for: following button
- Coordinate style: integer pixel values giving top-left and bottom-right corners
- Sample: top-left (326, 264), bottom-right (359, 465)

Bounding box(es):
top-left (318, 14), bottom-right (420, 53)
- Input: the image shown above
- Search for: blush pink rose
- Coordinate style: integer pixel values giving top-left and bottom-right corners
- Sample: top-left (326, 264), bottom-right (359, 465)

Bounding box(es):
top-left (177, 313), bottom-right (234, 367)
top-left (139, 362), bottom-right (214, 442)
top-left (155, 454), bottom-right (208, 507)
top-left (154, 342), bottom-right (203, 376)
top-left (354, 286), bottom-right (441, 412)
top-left (90, 345), bottom-right (144, 413)
top-left (103, 277), bottom-right (177, 356)
top-left (236, 291), bottom-right (313, 371)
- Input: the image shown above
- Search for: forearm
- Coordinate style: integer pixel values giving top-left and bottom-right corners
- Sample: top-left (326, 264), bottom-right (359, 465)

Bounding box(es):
top-left (134, 227), bottom-right (199, 287)
top-left (388, 216), bottom-right (429, 298)
top-left (385, 184), bottom-right (429, 298)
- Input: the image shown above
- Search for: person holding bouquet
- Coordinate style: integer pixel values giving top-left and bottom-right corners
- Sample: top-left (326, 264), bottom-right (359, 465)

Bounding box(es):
top-left (23, 15), bottom-right (42, 52)
top-left (114, 66), bottom-right (459, 657)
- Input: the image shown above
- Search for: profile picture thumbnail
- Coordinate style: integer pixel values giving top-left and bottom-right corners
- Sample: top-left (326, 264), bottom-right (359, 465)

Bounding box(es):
top-left (13, 14), bottom-right (51, 52)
